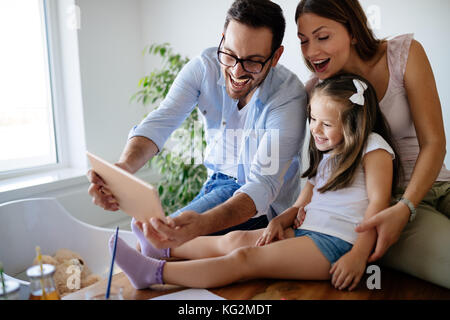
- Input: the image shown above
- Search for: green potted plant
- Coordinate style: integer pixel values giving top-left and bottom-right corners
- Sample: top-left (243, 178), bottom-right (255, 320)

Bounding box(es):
top-left (131, 43), bottom-right (207, 215)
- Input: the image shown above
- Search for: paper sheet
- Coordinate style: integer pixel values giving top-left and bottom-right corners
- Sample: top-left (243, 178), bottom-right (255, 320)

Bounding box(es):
top-left (150, 289), bottom-right (226, 300)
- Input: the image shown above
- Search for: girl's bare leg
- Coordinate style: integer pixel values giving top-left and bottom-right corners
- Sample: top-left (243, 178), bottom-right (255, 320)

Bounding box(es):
top-left (133, 220), bottom-right (268, 260)
top-left (170, 229), bottom-right (267, 260)
top-left (164, 236), bottom-right (331, 288)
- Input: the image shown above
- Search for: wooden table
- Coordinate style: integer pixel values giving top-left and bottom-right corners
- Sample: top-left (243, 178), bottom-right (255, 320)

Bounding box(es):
top-left (63, 267), bottom-right (450, 300)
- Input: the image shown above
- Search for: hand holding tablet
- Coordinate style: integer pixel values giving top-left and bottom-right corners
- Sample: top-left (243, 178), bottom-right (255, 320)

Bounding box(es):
top-left (87, 152), bottom-right (165, 222)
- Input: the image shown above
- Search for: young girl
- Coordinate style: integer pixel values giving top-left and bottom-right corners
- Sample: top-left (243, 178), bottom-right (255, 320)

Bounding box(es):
top-left (110, 74), bottom-right (400, 291)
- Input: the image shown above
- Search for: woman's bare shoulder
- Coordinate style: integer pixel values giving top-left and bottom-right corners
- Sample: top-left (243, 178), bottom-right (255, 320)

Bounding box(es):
top-left (405, 39), bottom-right (433, 83)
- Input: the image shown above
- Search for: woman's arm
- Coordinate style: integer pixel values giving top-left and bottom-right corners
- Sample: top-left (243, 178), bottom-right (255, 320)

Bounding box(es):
top-left (355, 40), bottom-right (447, 260)
top-left (331, 149), bottom-right (393, 291)
top-left (403, 40), bottom-right (446, 206)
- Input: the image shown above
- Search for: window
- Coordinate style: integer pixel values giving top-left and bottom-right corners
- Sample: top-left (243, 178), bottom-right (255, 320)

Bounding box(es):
top-left (0, 0), bottom-right (58, 173)
top-left (0, 0), bottom-right (87, 201)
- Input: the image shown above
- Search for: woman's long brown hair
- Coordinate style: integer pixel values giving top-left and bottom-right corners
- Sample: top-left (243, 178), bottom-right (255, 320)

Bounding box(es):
top-left (303, 74), bottom-right (402, 194)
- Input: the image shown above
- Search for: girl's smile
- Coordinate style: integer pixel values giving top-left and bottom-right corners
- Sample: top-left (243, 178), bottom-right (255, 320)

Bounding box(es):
top-left (313, 135), bottom-right (330, 146)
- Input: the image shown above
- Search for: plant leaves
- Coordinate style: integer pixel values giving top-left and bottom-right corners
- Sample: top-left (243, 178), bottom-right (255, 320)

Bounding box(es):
top-left (132, 43), bottom-right (206, 216)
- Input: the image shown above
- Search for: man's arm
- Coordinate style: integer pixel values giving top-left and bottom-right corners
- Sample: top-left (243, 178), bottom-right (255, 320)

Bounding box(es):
top-left (116, 136), bottom-right (159, 174)
top-left (146, 193), bottom-right (257, 248)
top-left (197, 192), bottom-right (257, 234)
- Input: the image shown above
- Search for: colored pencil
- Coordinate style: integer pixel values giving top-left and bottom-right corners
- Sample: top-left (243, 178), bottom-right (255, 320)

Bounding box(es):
top-left (105, 226), bottom-right (119, 300)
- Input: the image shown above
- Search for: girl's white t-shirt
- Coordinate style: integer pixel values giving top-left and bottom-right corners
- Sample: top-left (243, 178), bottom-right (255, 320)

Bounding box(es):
top-left (299, 133), bottom-right (395, 244)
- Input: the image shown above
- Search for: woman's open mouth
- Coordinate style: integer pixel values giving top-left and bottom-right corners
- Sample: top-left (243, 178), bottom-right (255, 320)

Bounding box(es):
top-left (312, 58), bottom-right (330, 73)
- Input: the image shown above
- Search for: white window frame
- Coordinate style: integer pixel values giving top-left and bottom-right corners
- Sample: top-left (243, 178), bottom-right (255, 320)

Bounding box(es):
top-left (0, 0), bottom-right (87, 202)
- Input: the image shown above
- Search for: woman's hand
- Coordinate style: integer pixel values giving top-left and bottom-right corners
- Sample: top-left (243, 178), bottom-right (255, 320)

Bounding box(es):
top-left (330, 250), bottom-right (367, 291)
top-left (255, 219), bottom-right (285, 247)
top-left (355, 202), bottom-right (410, 262)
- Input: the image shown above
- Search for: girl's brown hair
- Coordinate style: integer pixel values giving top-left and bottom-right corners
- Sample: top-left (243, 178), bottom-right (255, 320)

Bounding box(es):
top-left (303, 73), bottom-right (402, 193)
top-left (295, 0), bottom-right (381, 72)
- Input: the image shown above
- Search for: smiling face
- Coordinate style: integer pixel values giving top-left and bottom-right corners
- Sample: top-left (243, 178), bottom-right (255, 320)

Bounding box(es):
top-left (309, 93), bottom-right (344, 152)
top-left (297, 13), bottom-right (355, 80)
top-left (221, 20), bottom-right (283, 107)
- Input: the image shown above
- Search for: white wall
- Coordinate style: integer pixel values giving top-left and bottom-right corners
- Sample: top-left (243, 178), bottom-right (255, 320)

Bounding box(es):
top-left (76, 0), bottom-right (147, 164)
top-left (137, 0), bottom-right (450, 167)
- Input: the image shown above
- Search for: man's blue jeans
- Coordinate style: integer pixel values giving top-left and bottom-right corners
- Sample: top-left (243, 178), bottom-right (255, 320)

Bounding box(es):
top-left (171, 172), bottom-right (268, 235)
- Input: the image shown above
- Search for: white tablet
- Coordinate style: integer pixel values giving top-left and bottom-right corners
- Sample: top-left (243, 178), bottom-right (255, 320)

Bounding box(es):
top-left (87, 152), bottom-right (165, 222)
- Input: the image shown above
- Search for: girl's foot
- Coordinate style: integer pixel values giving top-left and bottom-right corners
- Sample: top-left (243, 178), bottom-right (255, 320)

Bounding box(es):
top-left (109, 235), bottom-right (165, 289)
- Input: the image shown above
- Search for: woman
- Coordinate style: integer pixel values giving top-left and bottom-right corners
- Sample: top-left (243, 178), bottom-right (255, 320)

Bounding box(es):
top-left (295, 0), bottom-right (450, 288)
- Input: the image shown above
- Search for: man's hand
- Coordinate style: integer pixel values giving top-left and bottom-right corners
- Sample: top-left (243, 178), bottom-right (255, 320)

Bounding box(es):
top-left (86, 162), bottom-right (130, 211)
top-left (355, 202), bottom-right (410, 262)
top-left (87, 170), bottom-right (119, 211)
top-left (141, 211), bottom-right (204, 249)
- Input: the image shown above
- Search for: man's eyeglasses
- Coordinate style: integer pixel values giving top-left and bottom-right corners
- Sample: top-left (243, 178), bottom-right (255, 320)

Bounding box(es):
top-left (217, 36), bottom-right (275, 74)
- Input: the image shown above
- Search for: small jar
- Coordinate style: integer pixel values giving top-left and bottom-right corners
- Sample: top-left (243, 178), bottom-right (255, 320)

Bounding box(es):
top-left (0, 280), bottom-right (21, 300)
top-left (26, 264), bottom-right (60, 300)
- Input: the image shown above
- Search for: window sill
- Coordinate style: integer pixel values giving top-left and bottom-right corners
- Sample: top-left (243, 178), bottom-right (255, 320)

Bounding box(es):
top-left (0, 167), bottom-right (88, 204)
top-left (0, 166), bottom-right (161, 205)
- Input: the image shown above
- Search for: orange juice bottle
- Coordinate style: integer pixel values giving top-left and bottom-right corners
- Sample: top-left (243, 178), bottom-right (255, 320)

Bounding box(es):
top-left (26, 264), bottom-right (60, 300)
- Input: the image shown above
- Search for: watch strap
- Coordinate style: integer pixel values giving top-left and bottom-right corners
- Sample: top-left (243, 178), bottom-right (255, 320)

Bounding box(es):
top-left (399, 197), bottom-right (417, 222)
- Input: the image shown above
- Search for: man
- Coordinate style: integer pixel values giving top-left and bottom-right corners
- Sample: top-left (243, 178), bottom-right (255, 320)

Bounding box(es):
top-left (88, 0), bottom-right (307, 249)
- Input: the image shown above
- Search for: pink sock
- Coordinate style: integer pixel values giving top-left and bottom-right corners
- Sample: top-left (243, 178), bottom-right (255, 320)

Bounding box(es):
top-left (131, 218), bottom-right (170, 259)
top-left (109, 235), bottom-right (166, 289)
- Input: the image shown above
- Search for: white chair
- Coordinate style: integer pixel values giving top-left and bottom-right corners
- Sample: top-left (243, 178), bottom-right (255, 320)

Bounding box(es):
top-left (0, 198), bottom-right (136, 285)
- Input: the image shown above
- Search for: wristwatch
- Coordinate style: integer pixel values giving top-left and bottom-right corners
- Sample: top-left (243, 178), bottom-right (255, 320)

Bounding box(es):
top-left (399, 197), bottom-right (417, 222)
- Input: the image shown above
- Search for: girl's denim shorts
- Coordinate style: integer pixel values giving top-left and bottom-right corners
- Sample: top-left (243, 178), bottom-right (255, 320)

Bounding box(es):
top-left (294, 229), bottom-right (353, 264)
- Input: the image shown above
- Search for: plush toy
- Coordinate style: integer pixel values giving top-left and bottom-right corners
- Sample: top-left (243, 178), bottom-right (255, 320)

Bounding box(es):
top-left (33, 249), bottom-right (102, 297)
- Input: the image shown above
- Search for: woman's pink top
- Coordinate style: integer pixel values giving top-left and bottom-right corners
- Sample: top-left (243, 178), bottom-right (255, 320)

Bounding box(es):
top-left (380, 33), bottom-right (450, 186)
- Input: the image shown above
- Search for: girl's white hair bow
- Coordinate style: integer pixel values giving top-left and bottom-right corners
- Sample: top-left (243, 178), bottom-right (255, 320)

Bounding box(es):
top-left (349, 79), bottom-right (368, 106)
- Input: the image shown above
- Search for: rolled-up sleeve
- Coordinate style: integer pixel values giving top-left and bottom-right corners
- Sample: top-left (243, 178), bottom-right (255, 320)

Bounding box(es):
top-left (237, 92), bottom-right (308, 216)
top-left (128, 56), bottom-right (205, 152)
